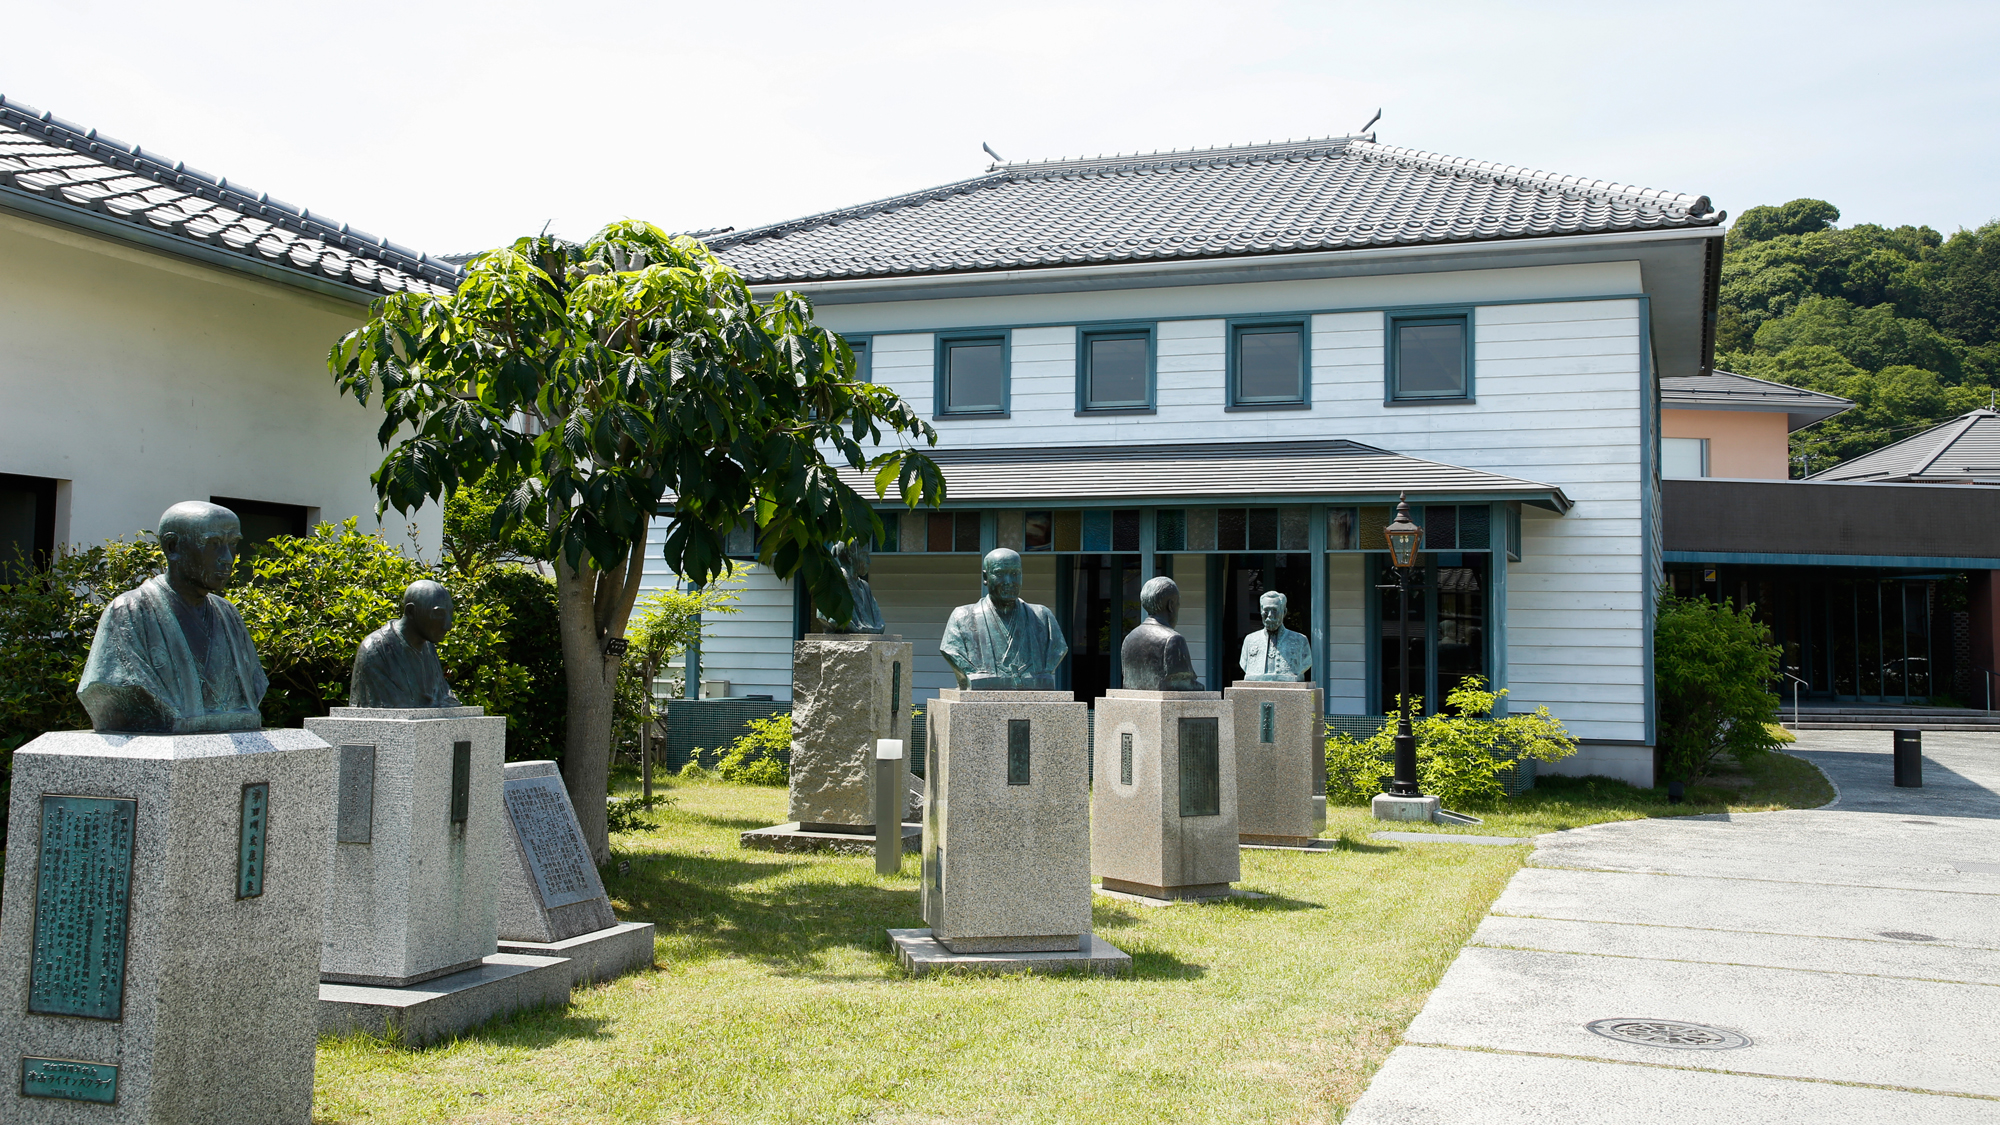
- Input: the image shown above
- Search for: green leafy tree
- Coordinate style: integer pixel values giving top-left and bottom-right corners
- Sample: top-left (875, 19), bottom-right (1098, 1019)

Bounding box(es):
top-left (1323, 677), bottom-right (1578, 806)
top-left (1653, 592), bottom-right (1784, 785)
top-left (328, 222), bottom-right (943, 861)
top-left (618, 576), bottom-right (743, 793)
top-left (0, 538), bottom-right (165, 754)
top-left (714, 713), bottom-right (790, 786)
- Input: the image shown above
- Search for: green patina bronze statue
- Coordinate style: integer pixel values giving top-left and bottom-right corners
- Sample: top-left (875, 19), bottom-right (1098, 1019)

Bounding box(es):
top-left (1239, 591), bottom-right (1311, 682)
top-left (350, 579), bottom-right (462, 709)
top-left (78, 500), bottom-right (268, 733)
top-left (813, 539), bottom-right (886, 635)
top-left (939, 548), bottom-right (1067, 690)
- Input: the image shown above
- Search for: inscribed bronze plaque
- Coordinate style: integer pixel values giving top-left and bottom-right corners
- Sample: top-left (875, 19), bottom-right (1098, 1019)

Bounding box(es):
top-left (29, 795), bottom-right (136, 1019)
top-left (450, 740), bottom-right (471, 825)
top-left (21, 1057), bottom-right (117, 1104)
top-left (1178, 717), bottom-right (1221, 817)
top-left (236, 782), bottom-right (268, 899)
top-left (336, 743), bottom-right (376, 844)
top-left (1120, 731), bottom-right (1133, 786)
top-left (501, 775), bottom-right (600, 909)
top-left (1007, 719), bottom-right (1031, 786)
top-left (1260, 701), bottom-right (1276, 744)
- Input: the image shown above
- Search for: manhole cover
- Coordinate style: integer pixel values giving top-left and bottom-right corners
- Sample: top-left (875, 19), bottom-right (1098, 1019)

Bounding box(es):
top-left (1585, 1019), bottom-right (1749, 1050)
top-left (1877, 931), bottom-right (1939, 942)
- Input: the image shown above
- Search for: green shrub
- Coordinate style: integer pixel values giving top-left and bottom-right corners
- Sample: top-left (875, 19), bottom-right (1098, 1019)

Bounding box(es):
top-left (715, 714), bottom-right (790, 786)
top-left (1655, 592), bottom-right (1784, 784)
top-left (0, 537), bottom-right (165, 755)
top-left (606, 793), bottom-right (671, 834)
top-left (1324, 677), bottom-right (1579, 806)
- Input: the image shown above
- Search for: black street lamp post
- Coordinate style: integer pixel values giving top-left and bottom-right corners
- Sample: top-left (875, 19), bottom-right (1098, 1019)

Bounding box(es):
top-left (1383, 494), bottom-right (1425, 798)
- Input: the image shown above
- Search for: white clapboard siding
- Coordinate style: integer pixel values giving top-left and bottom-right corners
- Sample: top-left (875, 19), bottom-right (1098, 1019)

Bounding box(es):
top-left (638, 517), bottom-right (796, 699)
top-left (1325, 554), bottom-right (1367, 715)
top-left (1169, 554), bottom-right (1208, 686)
top-left (869, 554), bottom-right (1058, 704)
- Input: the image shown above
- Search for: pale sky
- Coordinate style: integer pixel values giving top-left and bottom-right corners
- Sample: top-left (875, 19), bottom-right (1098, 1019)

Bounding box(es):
top-left (7, 1), bottom-right (1997, 258)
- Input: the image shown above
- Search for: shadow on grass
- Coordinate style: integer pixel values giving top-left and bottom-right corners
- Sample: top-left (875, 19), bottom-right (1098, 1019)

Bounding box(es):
top-left (1127, 947), bottom-right (1209, 980)
top-left (323, 1004), bottom-right (614, 1055)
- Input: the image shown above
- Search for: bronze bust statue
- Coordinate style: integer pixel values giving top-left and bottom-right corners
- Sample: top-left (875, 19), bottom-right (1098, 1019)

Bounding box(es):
top-left (813, 539), bottom-right (885, 634)
top-left (77, 501), bottom-right (268, 733)
top-left (1120, 576), bottom-right (1204, 691)
top-left (939, 548), bottom-right (1067, 690)
top-left (1239, 591), bottom-right (1311, 682)
top-left (350, 579), bottom-right (463, 709)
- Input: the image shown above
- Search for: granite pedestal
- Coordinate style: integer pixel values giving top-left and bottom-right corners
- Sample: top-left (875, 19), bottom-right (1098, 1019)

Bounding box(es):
top-left (784, 635), bottom-right (915, 832)
top-left (303, 706), bottom-right (505, 987)
top-left (1373, 793), bottom-right (1441, 823)
top-left (0, 728), bottom-right (335, 1124)
top-left (492, 761), bottom-right (654, 987)
top-left (921, 689), bottom-right (1093, 953)
top-left (1226, 681), bottom-right (1325, 846)
top-left (1092, 689), bottom-right (1240, 901)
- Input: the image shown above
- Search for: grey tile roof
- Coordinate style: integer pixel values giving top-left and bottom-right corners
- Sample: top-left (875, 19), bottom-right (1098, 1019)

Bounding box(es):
top-left (710, 135), bottom-right (1722, 284)
top-left (1661, 370), bottom-right (1852, 431)
top-left (842, 438), bottom-right (1572, 511)
top-left (0, 96), bottom-right (460, 298)
top-left (1809, 410), bottom-right (2000, 484)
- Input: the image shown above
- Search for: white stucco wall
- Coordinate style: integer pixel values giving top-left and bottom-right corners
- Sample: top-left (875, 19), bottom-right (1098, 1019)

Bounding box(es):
top-left (0, 209), bottom-right (440, 551)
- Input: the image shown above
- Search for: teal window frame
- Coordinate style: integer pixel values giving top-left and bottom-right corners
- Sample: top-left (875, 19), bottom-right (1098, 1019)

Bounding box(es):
top-left (1385, 308), bottom-right (1474, 405)
top-left (1226, 318), bottom-right (1310, 410)
top-left (1075, 324), bottom-right (1156, 414)
top-left (935, 332), bottom-right (1010, 418)
top-left (844, 334), bottom-right (873, 381)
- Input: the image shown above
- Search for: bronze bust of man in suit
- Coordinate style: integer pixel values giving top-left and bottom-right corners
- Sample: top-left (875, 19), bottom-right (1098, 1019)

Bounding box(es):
top-left (1120, 576), bottom-right (1203, 691)
top-left (1239, 591), bottom-right (1311, 682)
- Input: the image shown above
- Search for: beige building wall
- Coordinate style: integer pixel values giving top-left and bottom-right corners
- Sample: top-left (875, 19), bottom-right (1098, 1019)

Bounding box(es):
top-left (1662, 408), bottom-right (1791, 479)
top-left (0, 209), bottom-right (439, 550)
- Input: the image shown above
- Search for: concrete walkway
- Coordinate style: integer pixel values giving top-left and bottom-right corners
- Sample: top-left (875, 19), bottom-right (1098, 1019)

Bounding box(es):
top-left (1346, 731), bottom-right (2000, 1124)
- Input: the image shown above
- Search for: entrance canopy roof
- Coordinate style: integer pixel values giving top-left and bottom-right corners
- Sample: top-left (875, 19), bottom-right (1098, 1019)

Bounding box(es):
top-left (843, 439), bottom-right (1572, 512)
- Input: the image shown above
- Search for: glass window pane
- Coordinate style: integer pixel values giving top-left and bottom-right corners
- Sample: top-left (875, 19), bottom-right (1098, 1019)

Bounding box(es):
top-left (927, 512), bottom-right (954, 552)
top-left (1155, 509), bottom-right (1186, 552)
top-left (1247, 508), bottom-right (1279, 551)
top-left (1082, 509), bottom-right (1113, 552)
top-left (1087, 336), bottom-right (1148, 407)
top-left (1662, 437), bottom-right (1708, 479)
top-left (1279, 507), bottom-right (1309, 551)
top-left (1330, 507), bottom-right (1357, 551)
top-left (1054, 510), bottom-right (1082, 552)
top-left (1236, 328), bottom-right (1302, 402)
top-left (1428, 506), bottom-right (1458, 551)
top-left (954, 512), bottom-right (982, 552)
top-left (1216, 508), bottom-right (1247, 551)
top-left (1187, 508), bottom-right (1217, 551)
top-left (945, 340), bottom-right (1004, 412)
top-left (1458, 505), bottom-right (1490, 549)
top-left (875, 512), bottom-right (899, 552)
top-left (1024, 511), bottom-right (1053, 552)
top-left (1112, 509), bottom-right (1141, 552)
top-left (1395, 322), bottom-right (1466, 397)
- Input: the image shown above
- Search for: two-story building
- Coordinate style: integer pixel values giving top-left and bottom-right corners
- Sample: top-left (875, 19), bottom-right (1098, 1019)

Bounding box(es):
top-left (647, 134), bottom-right (1736, 788)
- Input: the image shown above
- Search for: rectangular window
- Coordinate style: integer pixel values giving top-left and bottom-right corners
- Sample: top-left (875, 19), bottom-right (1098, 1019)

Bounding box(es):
top-left (1662, 437), bottom-right (1709, 480)
top-left (1155, 509), bottom-right (1186, 552)
top-left (0, 472), bottom-right (58, 582)
top-left (874, 512), bottom-right (900, 553)
top-left (1230, 322), bottom-right (1307, 407)
top-left (1388, 313), bottom-right (1471, 402)
top-left (938, 335), bottom-right (1007, 415)
top-left (1024, 511), bottom-right (1053, 552)
top-left (1330, 507), bottom-right (1358, 551)
top-left (847, 336), bottom-right (872, 380)
top-left (925, 511), bottom-right (983, 552)
top-left (1079, 329), bottom-right (1152, 411)
top-left (211, 496), bottom-right (310, 552)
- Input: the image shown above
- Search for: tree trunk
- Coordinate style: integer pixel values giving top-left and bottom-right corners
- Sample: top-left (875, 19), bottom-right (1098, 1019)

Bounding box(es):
top-left (555, 528), bottom-right (650, 865)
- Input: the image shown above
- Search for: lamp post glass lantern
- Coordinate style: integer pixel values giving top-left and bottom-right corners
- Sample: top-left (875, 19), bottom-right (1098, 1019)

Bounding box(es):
top-left (1383, 495), bottom-right (1423, 798)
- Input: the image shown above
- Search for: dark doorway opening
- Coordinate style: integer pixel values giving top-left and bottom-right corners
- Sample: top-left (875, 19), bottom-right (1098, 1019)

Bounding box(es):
top-left (1217, 553), bottom-right (1313, 686)
top-left (0, 473), bottom-right (58, 583)
top-left (1063, 555), bottom-right (1141, 703)
top-left (1376, 555), bottom-right (1488, 716)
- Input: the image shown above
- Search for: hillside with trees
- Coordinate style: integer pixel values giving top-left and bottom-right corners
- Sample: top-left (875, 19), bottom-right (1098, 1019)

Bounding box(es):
top-left (1714, 199), bottom-right (2000, 475)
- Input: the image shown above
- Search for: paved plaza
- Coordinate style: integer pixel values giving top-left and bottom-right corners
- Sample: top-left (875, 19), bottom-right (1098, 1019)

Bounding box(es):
top-left (1348, 731), bottom-right (2000, 1123)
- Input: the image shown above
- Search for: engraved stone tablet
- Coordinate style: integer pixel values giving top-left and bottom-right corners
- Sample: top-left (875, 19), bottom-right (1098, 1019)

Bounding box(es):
top-left (502, 775), bottom-right (598, 909)
top-left (237, 782), bottom-right (269, 900)
top-left (30, 795), bottom-right (135, 1020)
top-left (1007, 719), bottom-right (1031, 786)
top-left (1178, 717), bottom-right (1221, 818)
top-left (21, 1057), bottom-right (117, 1104)
top-left (336, 743), bottom-right (376, 844)
top-left (450, 739), bottom-right (471, 825)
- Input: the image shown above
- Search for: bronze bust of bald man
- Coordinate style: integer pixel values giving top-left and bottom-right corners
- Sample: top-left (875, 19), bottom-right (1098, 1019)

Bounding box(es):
top-left (78, 500), bottom-right (269, 733)
top-left (1120, 576), bottom-right (1204, 691)
top-left (939, 548), bottom-right (1068, 690)
top-left (350, 580), bottom-right (463, 709)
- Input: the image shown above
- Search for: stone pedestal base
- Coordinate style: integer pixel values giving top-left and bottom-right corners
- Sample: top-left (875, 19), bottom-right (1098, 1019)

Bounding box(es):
top-left (1227, 681), bottom-right (1325, 845)
top-left (739, 821), bottom-right (923, 855)
top-left (496, 761), bottom-right (616, 943)
top-left (888, 928), bottom-right (1130, 977)
top-left (1091, 690), bottom-right (1240, 898)
top-left (497, 920), bottom-right (656, 988)
top-left (1372, 793), bottom-right (1441, 823)
top-left (789, 635), bottom-right (915, 829)
top-left (305, 707), bottom-right (505, 987)
top-left (923, 690), bottom-right (1091, 954)
top-left (0, 729), bottom-right (335, 1124)
top-left (318, 953), bottom-right (572, 1047)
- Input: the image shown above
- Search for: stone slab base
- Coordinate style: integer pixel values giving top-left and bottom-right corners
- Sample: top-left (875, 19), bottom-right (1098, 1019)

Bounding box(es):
top-left (498, 920), bottom-right (656, 988)
top-left (1371, 831), bottom-right (1529, 847)
top-left (1241, 838), bottom-right (1341, 852)
top-left (319, 953), bottom-right (572, 1046)
top-left (322, 955), bottom-right (487, 988)
top-left (1372, 793), bottom-right (1441, 822)
top-left (1100, 876), bottom-right (1236, 901)
top-left (939, 933), bottom-right (1079, 954)
top-left (1095, 881), bottom-right (1267, 907)
top-left (1240, 833), bottom-right (1319, 847)
top-left (741, 821), bottom-right (922, 855)
top-left (889, 928), bottom-right (1130, 977)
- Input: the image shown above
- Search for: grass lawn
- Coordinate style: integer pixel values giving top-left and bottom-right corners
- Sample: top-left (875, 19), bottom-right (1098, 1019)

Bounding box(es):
top-left (313, 751), bottom-right (1831, 1125)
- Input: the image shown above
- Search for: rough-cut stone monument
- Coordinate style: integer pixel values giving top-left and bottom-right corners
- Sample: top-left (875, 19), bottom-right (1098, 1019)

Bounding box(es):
top-left (1093, 685), bottom-right (1242, 901)
top-left (1227, 680), bottom-right (1327, 846)
top-left (1237, 591), bottom-right (1311, 682)
top-left (893, 553), bottom-right (1127, 975)
top-left (494, 760), bottom-right (655, 987)
top-left (350, 580), bottom-right (461, 709)
top-left (0, 501), bottom-right (338, 1123)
